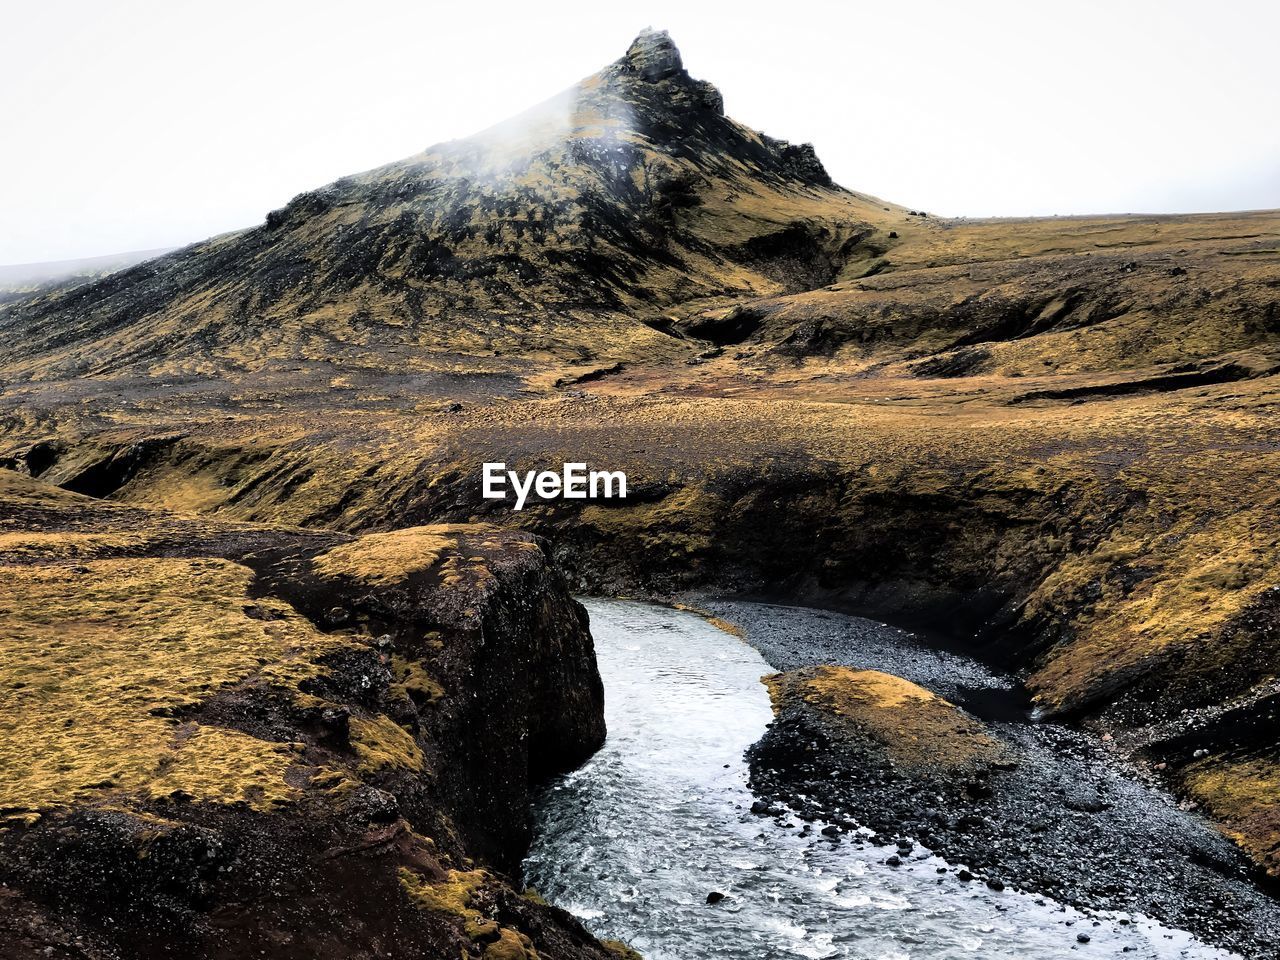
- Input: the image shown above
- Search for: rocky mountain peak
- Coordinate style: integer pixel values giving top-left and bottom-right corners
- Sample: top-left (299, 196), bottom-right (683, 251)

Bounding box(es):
top-left (0, 28), bottom-right (864, 380)
top-left (622, 27), bottom-right (683, 81)
top-left (608, 28), bottom-right (724, 117)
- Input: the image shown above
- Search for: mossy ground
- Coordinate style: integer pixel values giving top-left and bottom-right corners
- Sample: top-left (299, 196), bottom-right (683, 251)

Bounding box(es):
top-left (1180, 753), bottom-right (1280, 874)
top-left (766, 666), bottom-right (1009, 774)
top-left (0, 556), bottom-right (344, 815)
top-left (0, 473), bottom-right (617, 958)
top-left (313, 526), bottom-right (457, 585)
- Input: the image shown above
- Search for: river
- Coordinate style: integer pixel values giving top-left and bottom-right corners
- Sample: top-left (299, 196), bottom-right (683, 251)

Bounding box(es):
top-left (523, 599), bottom-right (1238, 960)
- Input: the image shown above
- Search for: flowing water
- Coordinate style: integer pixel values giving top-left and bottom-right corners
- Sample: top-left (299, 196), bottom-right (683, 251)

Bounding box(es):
top-left (524, 599), bottom-right (1240, 960)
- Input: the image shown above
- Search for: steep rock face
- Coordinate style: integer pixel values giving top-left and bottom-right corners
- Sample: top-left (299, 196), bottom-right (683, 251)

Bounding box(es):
top-left (245, 524), bottom-right (606, 872)
top-left (625, 28), bottom-right (684, 82)
top-left (0, 475), bottom-right (611, 960)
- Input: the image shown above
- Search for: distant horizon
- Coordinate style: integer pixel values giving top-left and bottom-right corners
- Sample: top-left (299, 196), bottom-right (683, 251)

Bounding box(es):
top-left (3, 0), bottom-right (1278, 264)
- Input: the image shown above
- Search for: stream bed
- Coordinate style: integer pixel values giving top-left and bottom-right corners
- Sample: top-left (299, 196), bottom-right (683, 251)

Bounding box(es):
top-left (523, 599), bottom-right (1241, 960)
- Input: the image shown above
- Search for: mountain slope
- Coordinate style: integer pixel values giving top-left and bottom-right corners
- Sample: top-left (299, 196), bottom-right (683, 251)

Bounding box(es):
top-left (0, 247), bottom-right (177, 306)
top-left (0, 30), bottom-right (897, 382)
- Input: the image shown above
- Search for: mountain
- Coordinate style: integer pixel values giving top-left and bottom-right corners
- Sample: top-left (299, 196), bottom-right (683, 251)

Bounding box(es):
top-left (0, 30), bottom-right (898, 381)
top-left (3, 29), bottom-right (1277, 394)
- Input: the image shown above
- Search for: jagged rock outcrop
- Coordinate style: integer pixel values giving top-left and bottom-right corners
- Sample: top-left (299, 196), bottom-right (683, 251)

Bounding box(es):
top-left (623, 27), bottom-right (683, 81)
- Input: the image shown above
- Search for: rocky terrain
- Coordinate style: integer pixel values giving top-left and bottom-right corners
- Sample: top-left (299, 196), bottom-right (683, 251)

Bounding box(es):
top-left (0, 472), bottom-right (617, 959)
top-left (3, 27), bottom-right (1280, 956)
top-left (0, 249), bottom-right (176, 308)
top-left (715, 600), bottom-right (1280, 957)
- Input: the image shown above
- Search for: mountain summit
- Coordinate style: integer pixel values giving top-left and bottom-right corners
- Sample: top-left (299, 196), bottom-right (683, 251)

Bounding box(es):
top-left (623, 27), bottom-right (687, 82)
top-left (0, 30), bottom-right (895, 381)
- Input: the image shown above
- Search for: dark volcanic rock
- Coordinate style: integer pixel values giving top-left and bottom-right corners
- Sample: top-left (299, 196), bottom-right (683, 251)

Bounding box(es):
top-left (623, 27), bottom-right (684, 81)
top-left (723, 599), bottom-right (1280, 960)
top-left (0, 487), bottom-right (614, 960)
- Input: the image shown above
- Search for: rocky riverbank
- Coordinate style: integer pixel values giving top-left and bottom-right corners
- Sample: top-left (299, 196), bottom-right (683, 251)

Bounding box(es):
top-left (699, 598), bottom-right (1280, 959)
top-left (0, 472), bottom-right (621, 960)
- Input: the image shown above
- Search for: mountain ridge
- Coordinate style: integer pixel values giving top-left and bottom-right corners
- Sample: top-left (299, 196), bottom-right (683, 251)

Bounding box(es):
top-left (0, 29), bottom-right (899, 382)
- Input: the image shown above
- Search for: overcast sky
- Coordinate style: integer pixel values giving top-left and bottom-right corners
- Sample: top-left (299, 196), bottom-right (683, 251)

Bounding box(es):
top-left (2, 0), bottom-right (1278, 264)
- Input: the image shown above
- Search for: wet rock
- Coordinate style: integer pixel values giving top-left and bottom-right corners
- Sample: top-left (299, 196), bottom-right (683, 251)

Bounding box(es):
top-left (338, 785), bottom-right (400, 824)
top-left (705, 891), bottom-right (725, 905)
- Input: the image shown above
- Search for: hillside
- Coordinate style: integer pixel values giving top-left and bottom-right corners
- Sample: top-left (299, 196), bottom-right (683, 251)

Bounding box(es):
top-left (0, 30), bottom-right (897, 382)
top-left (3, 27), bottom-right (1280, 957)
top-left (0, 247), bottom-right (176, 307)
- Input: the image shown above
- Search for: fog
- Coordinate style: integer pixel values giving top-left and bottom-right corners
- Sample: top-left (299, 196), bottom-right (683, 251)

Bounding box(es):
top-left (2, 0), bottom-right (1277, 264)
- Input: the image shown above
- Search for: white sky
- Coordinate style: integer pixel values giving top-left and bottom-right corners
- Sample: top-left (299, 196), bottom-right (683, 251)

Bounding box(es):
top-left (2, 0), bottom-right (1278, 264)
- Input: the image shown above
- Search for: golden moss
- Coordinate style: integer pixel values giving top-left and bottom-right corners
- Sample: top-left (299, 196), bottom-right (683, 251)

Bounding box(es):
top-left (399, 865), bottom-right (486, 917)
top-left (0, 558), bottom-right (350, 814)
top-left (391, 656), bottom-right (445, 704)
top-left (484, 928), bottom-right (539, 960)
top-left (313, 527), bottom-right (458, 585)
top-left (144, 725), bottom-right (300, 808)
top-left (399, 866), bottom-right (498, 939)
top-left (1181, 755), bottom-right (1280, 875)
top-left (0, 470), bottom-right (89, 507)
top-left (602, 940), bottom-right (643, 960)
top-left (580, 483), bottom-right (717, 561)
top-left (1027, 485), bottom-right (1280, 712)
top-left (349, 714), bottom-right (426, 775)
top-left (767, 667), bottom-right (1009, 773)
top-left (0, 531), bottom-right (149, 561)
